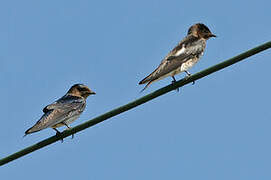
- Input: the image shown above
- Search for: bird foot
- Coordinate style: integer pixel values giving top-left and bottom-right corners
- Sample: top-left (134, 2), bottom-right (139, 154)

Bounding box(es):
top-left (184, 71), bottom-right (195, 85)
top-left (171, 77), bottom-right (180, 92)
top-left (63, 123), bottom-right (75, 139)
top-left (171, 80), bottom-right (180, 92)
top-left (55, 132), bottom-right (64, 143)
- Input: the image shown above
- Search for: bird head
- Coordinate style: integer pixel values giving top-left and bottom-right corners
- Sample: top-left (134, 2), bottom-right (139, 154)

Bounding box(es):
top-left (188, 23), bottom-right (216, 40)
top-left (67, 84), bottom-right (96, 99)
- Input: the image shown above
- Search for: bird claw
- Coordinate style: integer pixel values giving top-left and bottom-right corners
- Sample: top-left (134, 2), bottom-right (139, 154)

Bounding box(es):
top-left (55, 132), bottom-right (64, 143)
top-left (184, 71), bottom-right (195, 85)
top-left (53, 128), bottom-right (64, 142)
top-left (171, 77), bottom-right (180, 92)
top-left (171, 80), bottom-right (180, 92)
top-left (63, 122), bottom-right (75, 139)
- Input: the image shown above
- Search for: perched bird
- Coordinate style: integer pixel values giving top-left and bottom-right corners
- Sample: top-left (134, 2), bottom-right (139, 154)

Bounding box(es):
top-left (24, 84), bottom-right (95, 140)
top-left (139, 23), bottom-right (216, 91)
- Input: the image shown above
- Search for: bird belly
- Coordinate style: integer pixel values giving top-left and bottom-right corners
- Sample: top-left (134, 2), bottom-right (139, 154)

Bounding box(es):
top-left (180, 57), bottom-right (199, 72)
top-left (64, 115), bottom-right (80, 125)
top-left (51, 115), bottom-right (80, 128)
top-left (153, 66), bottom-right (183, 82)
top-left (155, 56), bottom-right (201, 82)
top-left (170, 66), bottom-right (183, 76)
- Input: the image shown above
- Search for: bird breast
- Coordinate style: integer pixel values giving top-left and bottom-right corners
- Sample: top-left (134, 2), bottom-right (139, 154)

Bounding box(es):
top-left (180, 55), bottom-right (202, 72)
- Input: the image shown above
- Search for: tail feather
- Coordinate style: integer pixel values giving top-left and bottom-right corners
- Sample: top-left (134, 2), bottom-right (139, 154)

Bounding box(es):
top-left (139, 67), bottom-right (162, 91)
top-left (139, 76), bottom-right (150, 85)
top-left (140, 81), bottom-right (153, 92)
top-left (24, 124), bottom-right (41, 135)
top-left (24, 127), bottom-right (33, 135)
top-left (139, 71), bottom-right (158, 92)
top-left (23, 128), bottom-right (31, 137)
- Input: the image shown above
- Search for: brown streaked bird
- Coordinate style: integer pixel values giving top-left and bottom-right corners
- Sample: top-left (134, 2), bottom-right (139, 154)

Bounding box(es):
top-left (139, 23), bottom-right (216, 91)
top-left (24, 84), bottom-right (95, 141)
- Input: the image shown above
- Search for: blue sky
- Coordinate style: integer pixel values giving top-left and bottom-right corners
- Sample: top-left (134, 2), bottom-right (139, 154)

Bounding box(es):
top-left (1, 0), bottom-right (271, 179)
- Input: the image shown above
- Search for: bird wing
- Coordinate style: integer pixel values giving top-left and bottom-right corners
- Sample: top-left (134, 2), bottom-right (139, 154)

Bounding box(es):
top-left (139, 35), bottom-right (205, 84)
top-left (29, 95), bottom-right (86, 132)
top-left (43, 95), bottom-right (83, 113)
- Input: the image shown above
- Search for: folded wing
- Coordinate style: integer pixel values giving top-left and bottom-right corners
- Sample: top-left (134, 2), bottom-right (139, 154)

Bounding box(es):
top-left (26, 95), bottom-right (85, 134)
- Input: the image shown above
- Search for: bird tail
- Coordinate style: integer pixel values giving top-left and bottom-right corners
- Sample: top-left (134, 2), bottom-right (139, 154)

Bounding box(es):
top-left (24, 122), bottom-right (43, 136)
top-left (139, 74), bottom-right (152, 85)
top-left (139, 67), bottom-right (161, 92)
top-left (24, 127), bottom-right (34, 136)
top-left (139, 81), bottom-right (153, 92)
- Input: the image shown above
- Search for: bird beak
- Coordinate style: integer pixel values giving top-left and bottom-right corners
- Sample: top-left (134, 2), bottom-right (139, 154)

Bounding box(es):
top-left (210, 33), bottom-right (217, 38)
top-left (88, 91), bottom-right (96, 95)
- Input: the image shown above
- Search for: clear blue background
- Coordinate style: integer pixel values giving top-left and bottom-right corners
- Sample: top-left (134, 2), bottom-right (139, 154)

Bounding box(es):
top-left (1, 0), bottom-right (271, 179)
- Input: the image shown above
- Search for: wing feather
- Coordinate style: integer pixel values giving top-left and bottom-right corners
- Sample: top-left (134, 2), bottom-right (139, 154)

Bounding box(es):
top-left (26, 95), bottom-right (86, 133)
top-left (139, 35), bottom-right (205, 84)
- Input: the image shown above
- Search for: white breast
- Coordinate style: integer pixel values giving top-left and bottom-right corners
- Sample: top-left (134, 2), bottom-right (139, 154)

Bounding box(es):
top-left (174, 45), bottom-right (186, 56)
top-left (180, 53), bottom-right (203, 72)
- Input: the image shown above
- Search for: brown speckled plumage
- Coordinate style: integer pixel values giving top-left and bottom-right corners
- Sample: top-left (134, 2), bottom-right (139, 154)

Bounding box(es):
top-left (139, 23), bottom-right (216, 91)
top-left (25, 84), bottom-right (95, 136)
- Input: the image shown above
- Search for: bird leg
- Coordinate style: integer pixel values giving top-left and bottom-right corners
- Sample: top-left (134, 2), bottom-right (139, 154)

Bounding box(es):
top-left (53, 128), bottom-right (63, 143)
top-left (171, 76), bottom-right (180, 92)
top-left (171, 76), bottom-right (177, 83)
top-left (184, 71), bottom-right (195, 85)
top-left (63, 122), bottom-right (74, 139)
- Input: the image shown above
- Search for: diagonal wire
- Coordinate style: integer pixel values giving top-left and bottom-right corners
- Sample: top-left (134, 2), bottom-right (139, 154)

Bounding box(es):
top-left (1, 41), bottom-right (271, 166)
